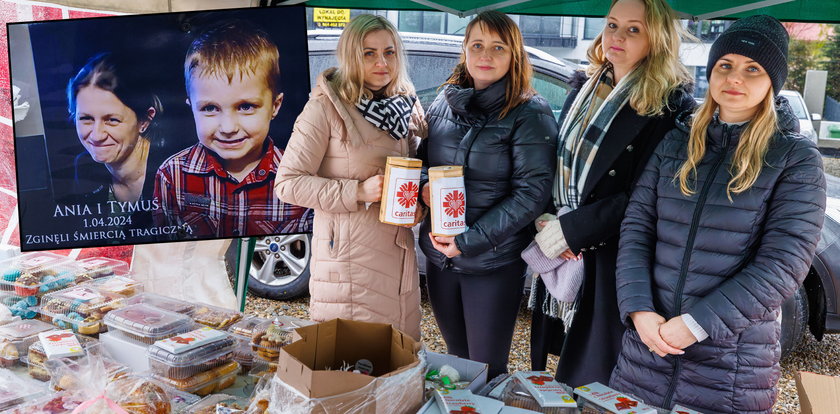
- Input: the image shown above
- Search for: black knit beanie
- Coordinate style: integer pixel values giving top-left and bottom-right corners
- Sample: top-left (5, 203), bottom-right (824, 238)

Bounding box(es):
top-left (706, 15), bottom-right (789, 95)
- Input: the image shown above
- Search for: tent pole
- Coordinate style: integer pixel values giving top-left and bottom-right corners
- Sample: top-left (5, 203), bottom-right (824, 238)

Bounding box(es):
top-left (408, 0), bottom-right (464, 16)
top-left (691, 0), bottom-right (795, 21)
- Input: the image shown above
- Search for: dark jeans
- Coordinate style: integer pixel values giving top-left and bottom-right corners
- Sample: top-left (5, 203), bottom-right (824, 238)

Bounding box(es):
top-left (425, 259), bottom-right (526, 380)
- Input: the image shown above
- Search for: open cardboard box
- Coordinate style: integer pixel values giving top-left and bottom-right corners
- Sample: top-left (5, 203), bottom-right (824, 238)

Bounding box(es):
top-left (277, 318), bottom-right (424, 413)
top-left (796, 371), bottom-right (840, 414)
top-left (426, 351), bottom-right (489, 393)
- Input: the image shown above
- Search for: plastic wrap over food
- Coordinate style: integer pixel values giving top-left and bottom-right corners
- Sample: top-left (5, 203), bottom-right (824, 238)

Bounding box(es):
top-left (250, 351), bottom-right (425, 414)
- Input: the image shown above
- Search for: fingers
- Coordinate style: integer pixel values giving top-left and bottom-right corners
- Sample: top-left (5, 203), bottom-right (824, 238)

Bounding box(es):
top-left (537, 220), bottom-right (547, 229)
top-left (560, 250), bottom-right (576, 260)
top-left (652, 333), bottom-right (685, 355)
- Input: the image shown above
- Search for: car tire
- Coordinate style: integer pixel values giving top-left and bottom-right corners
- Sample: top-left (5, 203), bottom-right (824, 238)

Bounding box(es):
top-left (780, 285), bottom-right (809, 358)
top-left (247, 233), bottom-right (312, 300)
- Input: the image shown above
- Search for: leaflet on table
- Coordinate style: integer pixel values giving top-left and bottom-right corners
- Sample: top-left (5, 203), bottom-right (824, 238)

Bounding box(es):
top-left (154, 327), bottom-right (227, 354)
top-left (574, 382), bottom-right (657, 414)
top-left (513, 371), bottom-right (576, 408)
top-left (37, 330), bottom-right (83, 358)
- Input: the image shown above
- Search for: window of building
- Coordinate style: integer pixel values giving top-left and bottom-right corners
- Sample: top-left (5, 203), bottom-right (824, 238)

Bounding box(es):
top-left (694, 66), bottom-right (708, 99)
top-left (584, 18), bottom-right (605, 40)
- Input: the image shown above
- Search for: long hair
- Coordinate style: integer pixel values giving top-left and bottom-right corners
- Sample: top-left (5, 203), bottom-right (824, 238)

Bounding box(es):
top-left (587, 0), bottom-right (693, 116)
top-left (332, 14), bottom-right (415, 104)
top-left (444, 10), bottom-right (535, 119)
top-left (676, 89), bottom-right (778, 200)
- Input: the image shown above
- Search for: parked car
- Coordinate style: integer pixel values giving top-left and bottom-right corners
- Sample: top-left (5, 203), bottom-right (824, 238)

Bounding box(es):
top-left (780, 89), bottom-right (819, 144)
top-left (247, 31), bottom-right (840, 359)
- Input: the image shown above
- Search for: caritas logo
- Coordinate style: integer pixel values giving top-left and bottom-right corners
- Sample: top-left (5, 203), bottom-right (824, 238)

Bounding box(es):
top-left (396, 182), bottom-right (418, 208)
top-left (443, 190), bottom-right (465, 218)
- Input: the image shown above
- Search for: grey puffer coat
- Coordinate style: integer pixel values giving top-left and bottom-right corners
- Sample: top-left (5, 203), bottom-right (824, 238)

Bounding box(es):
top-left (609, 97), bottom-right (826, 414)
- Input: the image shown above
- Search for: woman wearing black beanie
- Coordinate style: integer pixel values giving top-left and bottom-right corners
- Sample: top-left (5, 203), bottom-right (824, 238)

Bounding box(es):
top-left (609, 14), bottom-right (826, 413)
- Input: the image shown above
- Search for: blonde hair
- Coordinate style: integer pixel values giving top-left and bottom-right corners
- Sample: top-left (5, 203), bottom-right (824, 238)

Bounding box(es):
top-left (332, 14), bottom-right (415, 104)
top-left (676, 89), bottom-right (778, 200)
top-left (444, 11), bottom-right (535, 119)
top-left (587, 0), bottom-right (692, 116)
top-left (184, 20), bottom-right (281, 96)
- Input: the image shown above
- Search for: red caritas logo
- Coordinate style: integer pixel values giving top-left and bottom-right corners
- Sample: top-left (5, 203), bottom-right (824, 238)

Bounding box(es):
top-left (443, 190), bottom-right (465, 218)
top-left (615, 396), bottom-right (638, 410)
top-left (396, 182), bottom-right (418, 208)
top-left (526, 375), bottom-right (554, 385)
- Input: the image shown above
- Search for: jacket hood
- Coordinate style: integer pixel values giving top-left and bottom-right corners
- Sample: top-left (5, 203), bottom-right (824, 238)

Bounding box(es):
top-left (443, 77), bottom-right (507, 119)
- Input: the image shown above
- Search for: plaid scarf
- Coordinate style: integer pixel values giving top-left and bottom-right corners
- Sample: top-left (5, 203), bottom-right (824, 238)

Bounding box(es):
top-left (356, 94), bottom-right (417, 140)
top-left (554, 64), bottom-right (635, 209)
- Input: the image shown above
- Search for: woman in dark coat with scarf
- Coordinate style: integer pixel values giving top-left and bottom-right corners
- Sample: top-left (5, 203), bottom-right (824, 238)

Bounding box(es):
top-left (527, 0), bottom-right (694, 387)
top-left (418, 11), bottom-right (557, 380)
top-left (610, 15), bottom-right (826, 413)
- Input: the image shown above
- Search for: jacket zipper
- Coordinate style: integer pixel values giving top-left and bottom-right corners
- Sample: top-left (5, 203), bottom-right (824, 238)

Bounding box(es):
top-left (662, 125), bottom-right (731, 408)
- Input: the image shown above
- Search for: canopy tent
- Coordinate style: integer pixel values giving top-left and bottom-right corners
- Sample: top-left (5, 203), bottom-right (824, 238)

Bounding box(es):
top-left (293, 0), bottom-right (840, 22)
top-left (37, 0), bottom-right (840, 22)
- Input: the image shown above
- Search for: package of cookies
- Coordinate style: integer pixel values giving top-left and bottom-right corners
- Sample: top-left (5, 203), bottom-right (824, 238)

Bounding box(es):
top-left (0, 319), bottom-right (54, 365)
top-left (125, 292), bottom-right (195, 315)
top-left (185, 394), bottom-right (246, 414)
top-left (227, 315), bottom-right (269, 339)
top-left (250, 316), bottom-right (314, 362)
top-left (88, 275), bottom-right (143, 298)
top-left (501, 372), bottom-right (577, 414)
top-left (103, 303), bottom-right (194, 344)
top-left (26, 333), bottom-right (99, 382)
top-left (0, 368), bottom-right (47, 411)
top-left (37, 283), bottom-right (130, 335)
top-left (105, 375), bottom-right (172, 414)
top-left (0, 253), bottom-right (79, 297)
top-left (75, 257), bottom-right (130, 280)
top-left (154, 360), bottom-right (240, 397)
top-left (148, 327), bottom-right (237, 379)
top-left (191, 304), bottom-right (243, 330)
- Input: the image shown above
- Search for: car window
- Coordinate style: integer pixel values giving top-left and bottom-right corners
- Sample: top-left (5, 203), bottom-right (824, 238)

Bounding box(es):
top-left (533, 71), bottom-right (571, 121)
top-left (784, 95), bottom-right (808, 120)
top-left (406, 54), bottom-right (460, 110)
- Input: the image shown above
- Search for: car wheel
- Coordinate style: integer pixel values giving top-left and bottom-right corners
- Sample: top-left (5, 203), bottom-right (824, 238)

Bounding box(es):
top-left (247, 233), bottom-right (311, 300)
top-left (780, 285), bottom-right (809, 358)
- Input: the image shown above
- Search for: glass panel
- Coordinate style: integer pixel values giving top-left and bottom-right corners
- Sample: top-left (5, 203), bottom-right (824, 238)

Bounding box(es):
top-left (520, 15), bottom-right (541, 35)
top-left (584, 18), bottom-right (605, 40)
top-left (423, 12), bottom-right (444, 34)
top-left (533, 72), bottom-right (572, 122)
top-left (399, 11), bottom-right (422, 33)
top-left (446, 14), bottom-right (471, 35)
top-left (406, 55), bottom-right (459, 109)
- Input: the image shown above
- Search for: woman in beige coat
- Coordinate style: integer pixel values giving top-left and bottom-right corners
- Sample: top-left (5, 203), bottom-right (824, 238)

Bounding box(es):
top-left (275, 14), bottom-right (425, 340)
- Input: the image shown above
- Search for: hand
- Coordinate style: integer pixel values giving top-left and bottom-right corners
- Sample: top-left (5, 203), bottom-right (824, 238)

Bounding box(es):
top-left (429, 234), bottom-right (462, 258)
top-left (629, 311), bottom-right (685, 357)
top-left (659, 316), bottom-right (698, 350)
top-left (421, 182), bottom-right (430, 205)
top-left (357, 175), bottom-right (384, 203)
top-left (559, 249), bottom-right (579, 261)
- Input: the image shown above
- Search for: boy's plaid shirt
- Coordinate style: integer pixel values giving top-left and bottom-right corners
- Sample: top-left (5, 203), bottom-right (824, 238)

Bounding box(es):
top-left (153, 138), bottom-right (312, 238)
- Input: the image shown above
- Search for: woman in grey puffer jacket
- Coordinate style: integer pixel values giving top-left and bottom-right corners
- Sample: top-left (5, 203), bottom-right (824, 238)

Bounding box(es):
top-left (609, 15), bottom-right (826, 413)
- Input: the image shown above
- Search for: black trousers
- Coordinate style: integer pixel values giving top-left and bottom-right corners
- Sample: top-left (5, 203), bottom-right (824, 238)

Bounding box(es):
top-left (425, 259), bottom-right (526, 380)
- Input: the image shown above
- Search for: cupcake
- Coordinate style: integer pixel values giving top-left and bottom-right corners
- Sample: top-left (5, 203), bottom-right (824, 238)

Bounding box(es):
top-left (0, 342), bottom-right (19, 367)
top-left (14, 273), bottom-right (39, 296)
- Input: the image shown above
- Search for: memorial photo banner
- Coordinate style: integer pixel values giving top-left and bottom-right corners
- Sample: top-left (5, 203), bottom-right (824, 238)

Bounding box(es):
top-left (8, 5), bottom-right (314, 251)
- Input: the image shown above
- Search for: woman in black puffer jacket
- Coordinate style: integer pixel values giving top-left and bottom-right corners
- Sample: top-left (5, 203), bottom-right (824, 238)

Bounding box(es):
top-left (610, 16), bottom-right (826, 413)
top-left (417, 11), bottom-right (557, 379)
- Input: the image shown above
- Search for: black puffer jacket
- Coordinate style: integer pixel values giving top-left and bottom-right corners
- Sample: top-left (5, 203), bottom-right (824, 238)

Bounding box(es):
top-left (418, 79), bottom-right (558, 273)
top-left (609, 97), bottom-right (826, 413)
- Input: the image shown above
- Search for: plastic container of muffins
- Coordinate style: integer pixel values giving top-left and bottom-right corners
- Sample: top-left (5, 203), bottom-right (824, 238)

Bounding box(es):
top-left (125, 292), bottom-right (195, 315)
top-left (250, 315), bottom-right (315, 362)
top-left (103, 303), bottom-right (194, 344)
top-left (191, 303), bottom-right (243, 330)
top-left (37, 283), bottom-right (130, 334)
top-left (0, 320), bottom-right (54, 365)
top-left (0, 252), bottom-right (79, 297)
top-left (147, 328), bottom-right (237, 379)
top-left (75, 257), bottom-right (130, 279)
top-left (154, 360), bottom-right (240, 397)
top-left (0, 292), bottom-right (38, 319)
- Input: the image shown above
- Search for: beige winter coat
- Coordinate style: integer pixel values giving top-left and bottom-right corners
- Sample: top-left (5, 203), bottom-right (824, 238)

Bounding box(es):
top-left (275, 69), bottom-right (426, 340)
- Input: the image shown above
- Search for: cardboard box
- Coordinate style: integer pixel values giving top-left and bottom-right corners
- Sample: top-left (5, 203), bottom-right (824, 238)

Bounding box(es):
top-left (276, 318), bottom-right (423, 414)
top-left (796, 371), bottom-right (840, 414)
top-left (426, 351), bottom-right (489, 393)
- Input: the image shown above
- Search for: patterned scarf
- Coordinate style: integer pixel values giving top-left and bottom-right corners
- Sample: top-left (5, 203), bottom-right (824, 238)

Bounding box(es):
top-left (554, 64), bottom-right (635, 209)
top-left (356, 94), bottom-right (417, 140)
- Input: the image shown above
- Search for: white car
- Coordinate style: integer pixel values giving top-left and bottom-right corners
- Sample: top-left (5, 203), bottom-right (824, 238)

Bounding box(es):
top-left (780, 89), bottom-right (819, 143)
